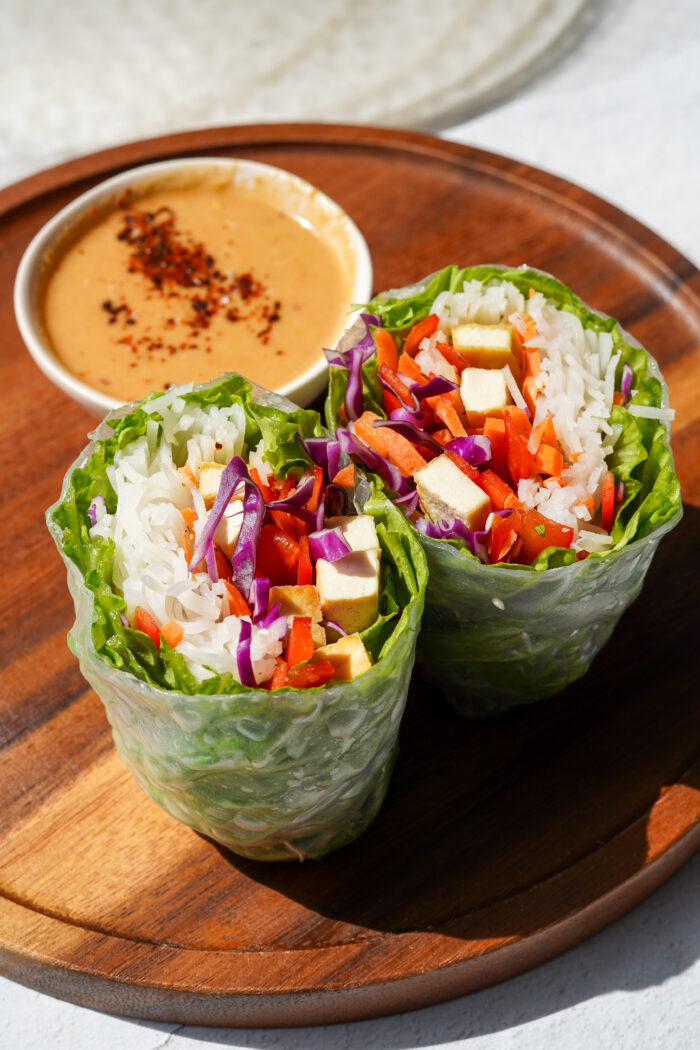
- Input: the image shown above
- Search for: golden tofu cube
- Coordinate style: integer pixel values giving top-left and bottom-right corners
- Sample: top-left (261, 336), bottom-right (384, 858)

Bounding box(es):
top-left (315, 633), bottom-right (372, 681)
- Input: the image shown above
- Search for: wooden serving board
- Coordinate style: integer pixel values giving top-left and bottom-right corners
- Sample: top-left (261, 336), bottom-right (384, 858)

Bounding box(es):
top-left (0, 124), bottom-right (698, 1028)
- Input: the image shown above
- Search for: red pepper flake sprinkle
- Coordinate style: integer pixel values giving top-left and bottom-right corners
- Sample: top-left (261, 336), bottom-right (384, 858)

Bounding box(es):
top-left (103, 201), bottom-right (283, 376)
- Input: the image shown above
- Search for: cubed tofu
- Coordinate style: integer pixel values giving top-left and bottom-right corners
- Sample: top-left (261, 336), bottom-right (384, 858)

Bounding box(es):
top-left (315, 633), bottom-right (372, 681)
top-left (324, 514), bottom-right (379, 553)
top-left (460, 367), bottom-right (509, 427)
top-left (198, 461), bottom-right (226, 506)
top-left (414, 454), bottom-right (490, 531)
top-left (213, 503), bottom-right (244, 559)
top-left (316, 549), bottom-right (380, 636)
top-left (451, 323), bottom-right (520, 374)
top-left (269, 585), bottom-right (325, 647)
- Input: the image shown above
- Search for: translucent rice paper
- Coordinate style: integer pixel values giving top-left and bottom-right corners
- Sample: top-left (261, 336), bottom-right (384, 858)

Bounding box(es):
top-left (327, 269), bottom-right (682, 717)
top-left (48, 375), bottom-right (426, 860)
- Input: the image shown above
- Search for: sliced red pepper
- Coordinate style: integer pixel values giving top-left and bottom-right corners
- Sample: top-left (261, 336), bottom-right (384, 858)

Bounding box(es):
top-left (296, 535), bottom-right (313, 586)
top-left (378, 363), bottom-right (415, 407)
top-left (134, 606), bottom-right (161, 648)
top-left (477, 469), bottom-right (520, 511)
top-left (224, 580), bottom-right (252, 618)
top-left (214, 545), bottom-right (233, 580)
top-left (434, 339), bottom-right (466, 374)
top-left (383, 388), bottom-right (404, 415)
top-left (270, 658), bottom-right (289, 691)
top-left (402, 314), bottom-right (440, 357)
top-left (488, 512), bottom-right (520, 563)
top-left (517, 509), bottom-right (574, 563)
top-left (285, 616), bottom-right (314, 667)
top-left (287, 660), bottom-right (336, 689)
top-left (255, 524), bottom-right (300, 586)
top-left (249, 466), bottom-right (273, 503)
top-left (445, 448), bottom-right (481, 484)
top-left (601, 470), bottom-right (615, 532)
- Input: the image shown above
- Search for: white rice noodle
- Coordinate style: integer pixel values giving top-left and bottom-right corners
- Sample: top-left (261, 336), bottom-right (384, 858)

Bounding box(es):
top-left (88, 400), bottom-right (285, 687)
top-left (502, 363), bottom-right (527, 413)
top-left (628, 404), bottom-right (676, 421)
top-left (427, 278), bottom-right (636, 540)
top-left (415, 335), bottom-right (458, 383)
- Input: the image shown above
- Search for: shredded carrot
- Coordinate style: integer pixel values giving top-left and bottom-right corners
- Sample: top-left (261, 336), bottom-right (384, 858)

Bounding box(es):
top-left (433, 393), bottom-right (467, 438)
top-left (613, 391), bottom-right (626, 406)
top-left (180, 507), bottom-right (197, 530)
top-left (578, 495), bottom-right (595, 514)
top-left (398, 351), bottom-right (424, 382)
top-left (224, 580), bottom-right (252, 618)
top-left (161, 621), bottom-right (184, 648)
top-left (431, 428), bottom-right (453, 446)
top-left (533, 444), bottom-right (563, 477)
top-left (520, 314), bottom-right (538, 342)
top-left (332, 464), bottom-right (356, 487)
top-left (375, 328), bottom-right (399, 372)
top-left (354, 411), bottom-right (428, 477)
top-left (179, 464), bottom-right (197, 486)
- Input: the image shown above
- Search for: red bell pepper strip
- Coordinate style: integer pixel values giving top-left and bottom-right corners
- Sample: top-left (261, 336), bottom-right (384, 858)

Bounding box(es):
top-left (296, 535), bottom-right (313, 586)
top-left (517, 509), bottom-right (574, 563)
top-left (488, 512), bottom-right (520, 563)
top-left (444, 448), bottom-right (481, 484)
top-left (477, 469), bottom-right (520, 511)
top-left (285, 616), bottom-right (314, 667)
top-left (134, 607), bottom-right (161, 648)
top-left (287, 660), bottom-right (337, 688)
top-left (601, 470), bottom-right (615, 532)
top-left (224, 580), bottom-right (252, 618)
top-left (402, 314), bottom-right (440, 356)
top-left (270, 658), bottom-right (289, 691)
top-left (256, 524), bottom-right (300, 586)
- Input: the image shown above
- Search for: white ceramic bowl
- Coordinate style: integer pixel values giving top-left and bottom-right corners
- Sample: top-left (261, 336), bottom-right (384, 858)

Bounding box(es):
top-left (14, 157), bottom-right (373, 412)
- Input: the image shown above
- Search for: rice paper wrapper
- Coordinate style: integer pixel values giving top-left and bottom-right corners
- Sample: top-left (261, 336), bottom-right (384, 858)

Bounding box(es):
top-left (327, 267), bottom-right (683, 716)
top-left (48, 374), bottom-right (427, 861)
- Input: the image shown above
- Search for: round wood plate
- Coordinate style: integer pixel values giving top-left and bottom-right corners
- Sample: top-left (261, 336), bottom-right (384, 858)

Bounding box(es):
top-left (1, 124), bottom-right (698, 1028)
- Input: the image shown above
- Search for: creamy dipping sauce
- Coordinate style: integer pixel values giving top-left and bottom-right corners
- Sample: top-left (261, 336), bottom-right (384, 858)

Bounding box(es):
top-left (41, 179), bottom-right (349, 400)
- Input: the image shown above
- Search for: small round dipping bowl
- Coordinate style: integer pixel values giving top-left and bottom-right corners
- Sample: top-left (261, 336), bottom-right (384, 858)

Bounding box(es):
top-left (14, 157), bottom-right (373, 413)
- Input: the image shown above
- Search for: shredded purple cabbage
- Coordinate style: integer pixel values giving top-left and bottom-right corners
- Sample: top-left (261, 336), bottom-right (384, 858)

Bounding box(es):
top-left (250, 577), bottom-right (270, 624)
top-left (189, 456), bottom-right (263, 601)
top-left (308, 527), bottom-right (352, 563)
top-left (621, 363), bottom-right (634, 403)
top-left (337, 426), bottom-right (415, 498)
top-left (87, 493), bottom-right (106, 527)
top-left (259, 601), bottom-right (283, 630)
top-left (615, 481), bottom-right (625, 502)
top-left (119, 612), bottom-right (130, 628)
top-left (413, 375), bottom-right (458, 400)
top-left (321, 619), bottom-right (347, 637)
top-left (447, 435), bottom-right (492, 466)
top-left (415, 516), bottom-right (489, 563)
top-left (373, 418), bottom-right (443, 453)
top-left (394, 489), bottom-right (420, 516)
top-left (265, 472), bottom-right (317, 526)
top-left (236, 618), bottom-right (256, 687)
top-left (324, 313), bottom-right (382, 420)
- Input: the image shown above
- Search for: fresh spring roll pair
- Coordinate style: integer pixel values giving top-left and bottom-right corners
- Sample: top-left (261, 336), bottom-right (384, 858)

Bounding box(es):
top-left (325, 265), bottom-right (682, 716)
top-left (48, 375), bottom-right (427, 861)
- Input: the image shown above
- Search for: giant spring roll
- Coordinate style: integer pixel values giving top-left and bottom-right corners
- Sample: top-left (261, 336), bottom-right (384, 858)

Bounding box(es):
top-left (48, 374), bottom-right (426, 859)
top-left (324, 265), bottom-right (681, 715)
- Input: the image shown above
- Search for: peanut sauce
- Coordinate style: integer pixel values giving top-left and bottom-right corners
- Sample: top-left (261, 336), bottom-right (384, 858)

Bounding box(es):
top-left (41, 182), bottom-right (348, 400)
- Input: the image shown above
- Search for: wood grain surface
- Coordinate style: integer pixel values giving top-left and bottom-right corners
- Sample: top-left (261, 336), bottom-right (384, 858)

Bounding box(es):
top-left (0, 124), bottom-right (698, 1028)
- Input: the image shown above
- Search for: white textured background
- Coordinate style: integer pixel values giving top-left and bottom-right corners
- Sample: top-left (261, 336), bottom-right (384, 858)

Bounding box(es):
top-left (1, 0), bottom-right (699, 1047)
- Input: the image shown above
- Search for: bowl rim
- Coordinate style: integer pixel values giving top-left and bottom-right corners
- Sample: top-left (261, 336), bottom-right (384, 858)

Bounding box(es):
top-left (14, 155), bottom-right (373, 413)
